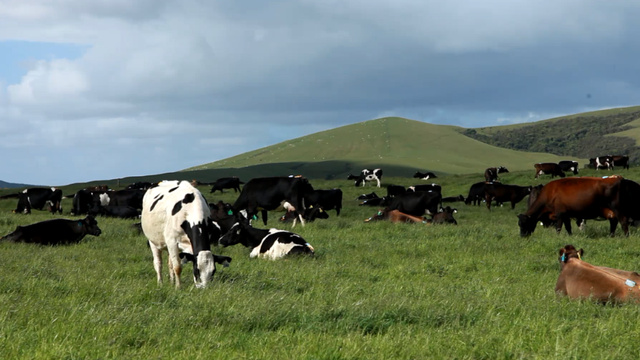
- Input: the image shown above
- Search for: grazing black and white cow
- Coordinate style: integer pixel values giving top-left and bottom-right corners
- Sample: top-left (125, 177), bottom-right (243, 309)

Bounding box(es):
top-left (484, 167), bottom-right (509, 182)
top-left (280, 206), bottom-right (329, 223)
top-left (611, 155), bottom-right (630, 170)
top-left (10, 187), bottom-right (63, 214)
top-left (589, 156), bottom-right (614, 170)
top-left (233, 176), bottom-right (313, 227)
top-left (356, 192), bottom-right (379, 200)
top-left (427, 206), bottom-right (458, 225)
top-left (126, 182), bottom-right (157, 190)
top-left (407, 184), bottom-right (442, 193)
top-left (209, 177), bottom-right (244, 194)
top-left (386, 185), bottom-right (406, 197)
top-left (141, 180), bottom-right (231, 289)
top-left (534, 163), bottom-right (566, 179)
top-left (413, 171), bottom-right (437, 180)
top-left (359, 196), bottom-right (390, 207)
top-left (304, 189), bottom-right (342, 216)
top-left (558, 160), bottom-right (579, 175)
top-left (88, 204), bottom-right (140, 219)
top-left (347, 169), bottom-right (383, 187)
top-left (219, 220), bottom-right (314, 259)
top-left (442, 195), bottom-right (465, 203)
top-left (386, 191), bottom-right (442, 217)
top-left (0, 216), bottom-right (101, 245)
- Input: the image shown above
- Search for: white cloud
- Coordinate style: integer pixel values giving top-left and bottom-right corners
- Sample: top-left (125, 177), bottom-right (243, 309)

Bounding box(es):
top-left (0, 0), bottom-right (639, 184)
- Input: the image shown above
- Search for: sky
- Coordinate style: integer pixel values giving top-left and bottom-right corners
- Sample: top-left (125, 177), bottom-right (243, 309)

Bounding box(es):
top-left (1, 0), bottom-right (639, 185)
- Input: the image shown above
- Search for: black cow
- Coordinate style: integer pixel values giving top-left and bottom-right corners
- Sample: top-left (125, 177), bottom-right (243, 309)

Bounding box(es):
top-left (70, 189), bottom-right (113, 215)
top-left (442, 195), bottom-right (465, 203)
top-left (386, 191), bottom-right (442, 217)
top-left (304, 189), bottom-right (342, 216)
top-left (125, 182), bottom-right (157, 190)
top-left (11, 188), bottom-right (63, 214)
top-left (89, 204), bottom-right (140, 219)
top-left (466, 182), bottom-right (492, 206)
top-left (0, 216), bottom-right (102, 245)
top-left (611, 155), bottom-right (630, 170)
top-left (407, 184), bottom-right (442, 193)
top-left (233, 176), bottom-right (314, 227)
top-left (209, 177), bottom-right (244, 194)
top-left (387, 185), bottom-right (406, 197)
top-left (413, 171), bottom-right (437, 180)
top-left (356, 192), bottom-right (378, 200)
top-left (485, 166), bottom-right (509, 182)
top-left (359, 197), bottom-right (390, 207)
top-left (589, 156), bottom-right (614, 170)
top-left (484, 183), bottom-right (532, 210)
top-left (280, 206), bottom-right (329, 223)
top-left (105, 189), bottom-right (146, 209)
top-left (347, 168), bottom-right (383, 187)
top-left (559, 160), bottom-right (579, 175)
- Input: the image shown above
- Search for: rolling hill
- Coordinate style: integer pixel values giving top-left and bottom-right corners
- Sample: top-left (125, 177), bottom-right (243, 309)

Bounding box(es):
top-left (463, 106), bottom-right (640, 162)
top-left (185, 117), bottom-right (584, 179)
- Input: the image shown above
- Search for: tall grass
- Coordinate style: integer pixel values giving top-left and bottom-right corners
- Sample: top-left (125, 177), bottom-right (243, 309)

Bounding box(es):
top-left (1, 168), bottom-right (640, 359)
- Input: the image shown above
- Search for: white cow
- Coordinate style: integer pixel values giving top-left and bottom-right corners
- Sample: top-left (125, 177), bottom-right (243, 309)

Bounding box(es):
top-left (141, 180), bottom-right (231, 289)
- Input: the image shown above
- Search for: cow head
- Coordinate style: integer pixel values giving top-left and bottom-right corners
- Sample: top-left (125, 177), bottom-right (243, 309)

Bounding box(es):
top-left (179, 252), bottom-right (231, 288)
top-left (558, 245), bottom-right (583, 269)
top-left (437, 206), bottom-right (458, 224)
top-left (497, 166), bottom-right (509, 174)
top-left (80, 215), bottom-right (102, 237)
top-left (364, 209), bottom-right (387, 222)
top-left (517, 214), bottom-right (538, 237)
top-left (179, 216), bottom-right (222, 288)
top-left (219, 220), bottom-right (254, 247)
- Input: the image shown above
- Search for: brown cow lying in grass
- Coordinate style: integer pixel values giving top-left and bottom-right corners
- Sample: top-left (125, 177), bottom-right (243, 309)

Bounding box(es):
top-left (556, 245), bottom-right (640, 303)
top-left (364, 207), bottom-right (458, 224)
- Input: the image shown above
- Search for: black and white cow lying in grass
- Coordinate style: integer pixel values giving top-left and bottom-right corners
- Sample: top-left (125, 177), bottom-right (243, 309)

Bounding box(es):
top-left (220, 220), bottom-right (314, 260)
top-left (0, 216), bottom-right (102, 245)
top-left (141, 180), bottom-right (231, 289)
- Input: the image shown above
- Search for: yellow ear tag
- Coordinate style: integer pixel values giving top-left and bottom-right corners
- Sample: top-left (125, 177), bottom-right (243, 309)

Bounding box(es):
top-left (309, 205), bottom-right (313, 208)
top-left (319, 209), bottom-right (323, 212)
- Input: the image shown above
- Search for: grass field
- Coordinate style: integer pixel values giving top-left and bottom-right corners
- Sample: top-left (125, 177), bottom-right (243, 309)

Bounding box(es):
top-left (186, 117), bottom-right (583, 176)
top-left (2, 167), bottom-right (640, 359)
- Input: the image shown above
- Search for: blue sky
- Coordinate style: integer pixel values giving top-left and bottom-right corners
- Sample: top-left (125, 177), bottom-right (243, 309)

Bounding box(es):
top-left (0, 1), bottom-right (639, 185)
top-left (0, 41), bottom-right (88, 84)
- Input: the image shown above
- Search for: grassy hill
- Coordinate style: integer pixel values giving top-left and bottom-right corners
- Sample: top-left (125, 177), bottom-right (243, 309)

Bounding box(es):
top-left (186, 117), bottom-right (583, 178)
top-left (463, 106), bottom-right (640, 163)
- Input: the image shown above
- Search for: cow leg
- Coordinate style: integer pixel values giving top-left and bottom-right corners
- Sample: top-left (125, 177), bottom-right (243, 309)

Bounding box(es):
top-left (578, 219), bottom-right (586, 231)
top-left (608, 218), bottom-right (619, 237)
top-left (149, 242), bottom-right (163, 285)
top-left (336, 207), bottom-right (341, 216)
top-left (261, 210), bottom-right (269, 226)
top-left (484, 194), bottom-right (491, 210)
top-left (563, 217), bottom-right (572, 235)
top-left (376, 178), bottom-right (381, 188)
top-left (555, 216), bottom-right (564, 234)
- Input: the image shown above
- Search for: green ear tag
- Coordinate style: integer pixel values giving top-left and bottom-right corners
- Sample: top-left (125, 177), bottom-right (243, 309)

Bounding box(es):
top-left (377, 211), bottom-right (382, 215)
top-left (78, 221), bottom-right (83, 226)
top-left (227, 210), bottom-right (233, 215)
top-left (252, 215), bottom-right (258, 220)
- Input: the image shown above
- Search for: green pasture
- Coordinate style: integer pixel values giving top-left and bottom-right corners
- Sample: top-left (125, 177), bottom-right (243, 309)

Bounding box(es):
top-left (1, 168), bottom-right (640, 359)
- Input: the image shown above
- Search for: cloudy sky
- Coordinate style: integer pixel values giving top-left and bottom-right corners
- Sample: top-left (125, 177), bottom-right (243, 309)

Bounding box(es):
top-left (1, 0), bottom-right (639, 185)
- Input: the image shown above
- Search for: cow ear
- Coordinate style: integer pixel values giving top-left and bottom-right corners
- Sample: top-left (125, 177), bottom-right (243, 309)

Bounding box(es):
top-left (179, 252), bottom-right (196, 264)
top-left (214, 255), bottom-right (232, 267)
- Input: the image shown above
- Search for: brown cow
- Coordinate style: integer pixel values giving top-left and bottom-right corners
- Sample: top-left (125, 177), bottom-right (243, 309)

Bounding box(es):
top-left (517, 176), bottom-right (630, 237)
top-left (364, 209), bottom-right (426, 223)
top-left (556, 245), bottom-right (640, 303)
top-left (484, 166), bottom-right (508, 182)
top-left (534, 163), bottom-right (565, 179)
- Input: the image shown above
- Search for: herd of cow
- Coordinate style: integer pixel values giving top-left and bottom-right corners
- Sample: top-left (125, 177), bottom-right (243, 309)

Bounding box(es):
top-left (3, 159), bottom-right (640, 302)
